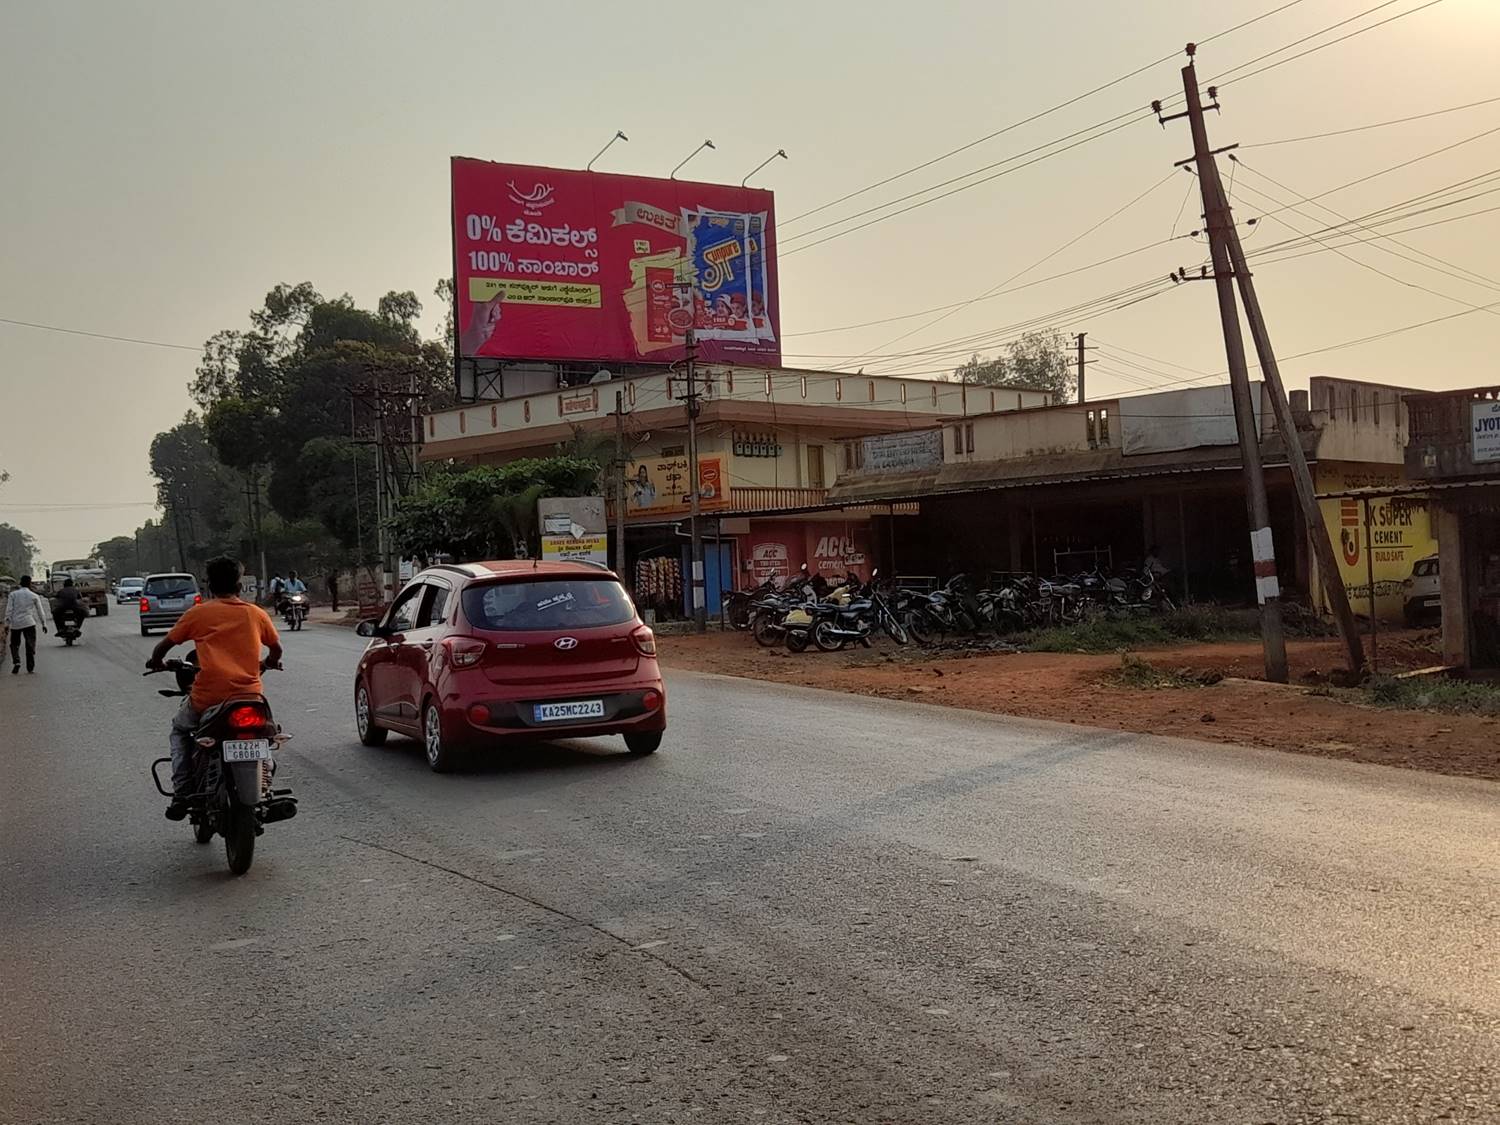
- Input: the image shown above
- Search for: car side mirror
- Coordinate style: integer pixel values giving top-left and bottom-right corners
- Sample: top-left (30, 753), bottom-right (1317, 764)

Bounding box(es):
top-left (356, 620), bottom-right (380, 638)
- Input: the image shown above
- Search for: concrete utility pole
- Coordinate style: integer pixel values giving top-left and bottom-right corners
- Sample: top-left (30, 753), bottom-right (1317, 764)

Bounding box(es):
top-left (613, 389), bottom-right (628, 582)
top-left (1162, 49), bottom-right (1288, 683)
top-left (1222, 156), bottom-right (1367, 677)
top-left (1075, 332), bottom-right (1088, 404)
top-left (682, 328), bottom-right (707, 633)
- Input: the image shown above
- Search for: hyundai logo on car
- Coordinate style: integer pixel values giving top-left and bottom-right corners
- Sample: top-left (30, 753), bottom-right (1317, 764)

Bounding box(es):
top-left (554, 636), bottom-right (579, 650)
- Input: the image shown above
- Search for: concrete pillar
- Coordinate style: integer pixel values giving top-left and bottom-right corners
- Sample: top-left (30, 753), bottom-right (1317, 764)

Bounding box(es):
top-left (1436, 506), bottom-right (1469, 669)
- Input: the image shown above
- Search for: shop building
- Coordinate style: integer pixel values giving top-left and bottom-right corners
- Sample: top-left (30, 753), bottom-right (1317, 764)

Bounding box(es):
top-left (826, 376), bottom-right (1427, 611)
top-left (421, 365), bottom-right (1052, 616)
top-left (1401, 387), bottom-right (1500, 670)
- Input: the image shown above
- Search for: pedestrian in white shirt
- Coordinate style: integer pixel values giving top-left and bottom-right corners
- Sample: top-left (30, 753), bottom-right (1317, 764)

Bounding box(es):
top-left (5, 575), bottom-right (50, 674)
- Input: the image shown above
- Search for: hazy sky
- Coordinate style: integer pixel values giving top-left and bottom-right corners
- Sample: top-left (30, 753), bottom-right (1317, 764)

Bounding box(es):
top-left (3, 0), bottom-right (1497, 564)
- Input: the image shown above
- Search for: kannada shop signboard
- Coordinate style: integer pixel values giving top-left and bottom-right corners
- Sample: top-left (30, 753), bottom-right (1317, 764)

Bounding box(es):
top-left (625, 455), bottom-right (730, 517)
top-left (541, 534), bottom-right (608, 566)
top-left (452, 158), bottom-right (780, 367)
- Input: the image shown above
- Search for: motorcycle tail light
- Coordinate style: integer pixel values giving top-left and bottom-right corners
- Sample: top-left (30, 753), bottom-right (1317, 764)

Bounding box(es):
top-left (194, 594), bottom-right (202, 605)
top-left (632, 626), bottom-right (657, 657)
top-left (446, 637), bottom-right (487, 668)
top-left (226, 705), bottom-right (266, 732)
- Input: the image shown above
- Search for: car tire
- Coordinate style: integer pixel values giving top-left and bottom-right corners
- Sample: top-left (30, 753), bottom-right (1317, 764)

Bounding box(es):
top-left (140, 625), bottom-right (151, 637)
top-left (624, 731), bottom-right (662, 756)
top-left (355, 682), bottom-right (387, 747)
top-left (423, 700), bottom-right (460, 773)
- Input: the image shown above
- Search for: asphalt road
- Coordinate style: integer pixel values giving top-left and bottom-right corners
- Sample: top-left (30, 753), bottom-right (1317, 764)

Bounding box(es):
top-left (2, 609), bottom-right (1496, 1124)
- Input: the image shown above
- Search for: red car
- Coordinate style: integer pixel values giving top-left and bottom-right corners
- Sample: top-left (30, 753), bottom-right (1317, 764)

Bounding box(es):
top-left (354, 561), bottom-right (666, 771)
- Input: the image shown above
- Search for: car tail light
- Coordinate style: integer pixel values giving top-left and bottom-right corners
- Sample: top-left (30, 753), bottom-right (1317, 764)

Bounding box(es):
top-left (139, 598), bottom-right (149, 612)
top-left (632, 626), bottom-right (657, 657)
top-left (226, 705), bottom-right (266, 732)
top-left (445, 637), bottom-right (487, 668)
top-left (467, 703), bottom-right (490, 725)
top-left (642, 689), bottom-right (663, 712)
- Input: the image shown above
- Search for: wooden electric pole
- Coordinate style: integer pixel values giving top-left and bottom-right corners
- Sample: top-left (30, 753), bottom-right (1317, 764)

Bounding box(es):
top-left (683, 329), bottom-right (707, 632)
top-left (1161, 49), bottom-right (1288, 683)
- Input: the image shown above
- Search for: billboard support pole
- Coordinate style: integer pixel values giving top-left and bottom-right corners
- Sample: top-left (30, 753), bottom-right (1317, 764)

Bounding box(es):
top-left (684, 328), bottom-right (707, 633)
top-left (613, 390), bottom-right (627, 584)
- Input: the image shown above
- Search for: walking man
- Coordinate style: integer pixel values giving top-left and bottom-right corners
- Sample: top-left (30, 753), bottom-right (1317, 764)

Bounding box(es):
top-left (4, 575), bottom-right (50, 674)
top-left (325, 570), bottom-right (339, 613)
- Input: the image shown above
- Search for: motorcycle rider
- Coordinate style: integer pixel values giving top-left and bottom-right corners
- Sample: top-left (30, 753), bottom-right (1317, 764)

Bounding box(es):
top-left (280, 570), bottom-right (307, 619)
top-left (52, 577), bottom-right (87, 634)
top-left (146, 556), bottom-right (282, 821)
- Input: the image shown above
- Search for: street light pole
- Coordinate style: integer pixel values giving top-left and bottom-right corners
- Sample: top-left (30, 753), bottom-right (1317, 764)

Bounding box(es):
top-left (683, 329), bottom-right (706, 632)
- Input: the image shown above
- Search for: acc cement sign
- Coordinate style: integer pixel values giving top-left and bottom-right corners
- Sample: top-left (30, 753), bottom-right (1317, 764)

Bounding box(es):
top-left (1473, 400), bottom-right (1500, 463)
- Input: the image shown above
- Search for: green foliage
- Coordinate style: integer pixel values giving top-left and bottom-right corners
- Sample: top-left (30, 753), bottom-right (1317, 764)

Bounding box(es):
top-left (955, 329), bottom-right (1075, 402)
top-left (1106, 654), bottom-right (1206, 690)
top-left (1019, 606), bottom-right (1256, 653)
top-left (0, 523), bottom-right (36, 577)
top-left (1364, 675), bottom-right (1500, 716)
top-left (388, 458), bottom-right (602, 562)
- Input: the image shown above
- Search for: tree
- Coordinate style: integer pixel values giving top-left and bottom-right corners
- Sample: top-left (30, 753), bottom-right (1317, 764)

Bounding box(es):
top-left (94, 535), bottom-right (139, 577)
top-left (388, 457), bottom-right (601, 563)
top-left (954, 328), bottom-right (1075, 402)
top-left (0, 522), bottom-right (35, 577)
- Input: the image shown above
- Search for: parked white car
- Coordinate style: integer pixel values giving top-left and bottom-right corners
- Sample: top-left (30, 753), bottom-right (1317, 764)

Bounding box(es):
top-left (1402, 555), bottom-right (1440, 627)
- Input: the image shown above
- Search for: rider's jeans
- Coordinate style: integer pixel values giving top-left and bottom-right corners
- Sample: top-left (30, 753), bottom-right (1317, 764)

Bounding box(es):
top-left (168, 699), bottom-right (202, 796)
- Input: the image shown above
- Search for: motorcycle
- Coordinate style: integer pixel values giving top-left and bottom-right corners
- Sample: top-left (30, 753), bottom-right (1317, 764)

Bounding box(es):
top-left (147, 655), bottom-right (297, 876)
top-left (723, 578), bottom-right (777, 631)
top-left (55, 607), bottom-right (86, 647)
top-left (810, 571), bottom-right (910, 651)
top-left (280, 592), bottom-right (310, 631)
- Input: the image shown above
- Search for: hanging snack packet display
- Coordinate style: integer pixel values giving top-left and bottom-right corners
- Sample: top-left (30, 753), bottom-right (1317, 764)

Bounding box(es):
top-left (746, 212), bottom-right (774, 343)
top-left (684, 208), bottom-right (756, 341)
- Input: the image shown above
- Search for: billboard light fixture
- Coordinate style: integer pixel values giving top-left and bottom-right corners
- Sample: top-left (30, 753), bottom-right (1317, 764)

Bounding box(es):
top-left (741, 149), bottom-right (788, 187)
top-left (587, 130), bottom-right (629, 172)
top-left (670, 139), bottom-right (716, 180)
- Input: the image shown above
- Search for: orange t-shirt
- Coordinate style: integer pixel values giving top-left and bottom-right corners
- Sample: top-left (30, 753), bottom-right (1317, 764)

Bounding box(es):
top-left (166, 597), bottom-right (280, 711)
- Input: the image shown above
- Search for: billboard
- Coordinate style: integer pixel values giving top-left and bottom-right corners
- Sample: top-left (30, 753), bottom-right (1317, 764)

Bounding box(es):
top-left (452, 158), bottom-right (779, 367)
top-left (626, 455), bottom-right (730, 517)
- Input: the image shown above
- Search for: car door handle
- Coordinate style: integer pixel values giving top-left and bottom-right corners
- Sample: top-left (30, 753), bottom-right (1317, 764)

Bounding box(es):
top-left (419, 640), bottom-right (434, 650)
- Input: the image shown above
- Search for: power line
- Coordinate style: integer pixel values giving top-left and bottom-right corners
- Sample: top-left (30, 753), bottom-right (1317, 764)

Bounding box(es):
top-left (779, 0), bottom-right (1314, 228)
top-left (1242, 94), bottom-right (1500, 149)
top-left (0, 316), bottom-right (204, 353)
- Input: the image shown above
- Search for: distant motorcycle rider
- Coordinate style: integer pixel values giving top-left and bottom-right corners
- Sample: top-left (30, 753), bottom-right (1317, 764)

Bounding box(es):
top-left (146, 557), bottom-right (282, 821)
top-left (52, 577), bottom-right (87, 633)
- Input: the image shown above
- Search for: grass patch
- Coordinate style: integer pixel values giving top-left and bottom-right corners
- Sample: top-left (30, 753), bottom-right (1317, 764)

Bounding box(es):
top-left (1364, 675), bottom-right (1500, 717)
top-left (1104, 654), bottom-right (1211, 690)
top-left (1018, 606), bottom-right (1256, 654)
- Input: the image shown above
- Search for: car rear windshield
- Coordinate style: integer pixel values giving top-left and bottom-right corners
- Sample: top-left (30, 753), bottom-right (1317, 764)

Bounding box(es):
top-left (1413, 559), bottom-right (1439, 578)
top-left (462, 578), bottom-right (634, 632)
top-left (146, 576), bottom-right (197, 597)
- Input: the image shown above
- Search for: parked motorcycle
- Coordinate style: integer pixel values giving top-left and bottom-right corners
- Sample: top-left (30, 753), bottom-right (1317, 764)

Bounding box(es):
top-left (147, 655), bottom-right (297, 875)
top-left (810, 571), bottom-right (909, 651)
top-left (724, 578), bottom-right (777, 631)
top-left (281, 593), bottom-right (310, 631)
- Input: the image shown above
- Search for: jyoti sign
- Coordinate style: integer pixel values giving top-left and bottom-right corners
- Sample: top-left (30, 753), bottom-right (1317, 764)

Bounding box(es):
top-left (1472, 399), bottom-right (1500, 463)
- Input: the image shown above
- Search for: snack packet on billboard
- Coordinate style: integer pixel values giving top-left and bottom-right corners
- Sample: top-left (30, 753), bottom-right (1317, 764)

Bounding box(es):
top-left (684, 208), bottom-right (755, 341)
top-left (747, 211), bottom-right (774, 342)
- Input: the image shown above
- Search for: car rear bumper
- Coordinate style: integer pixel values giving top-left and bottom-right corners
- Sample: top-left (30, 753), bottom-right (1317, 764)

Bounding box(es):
top-left (140, 611), bottom-right (187, 630)
top-left (446, 684), bottom-right (667, 745)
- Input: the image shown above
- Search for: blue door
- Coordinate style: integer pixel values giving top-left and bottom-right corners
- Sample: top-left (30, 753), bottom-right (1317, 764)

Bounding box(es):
top-left (682, 542), bottom-right (735, 618)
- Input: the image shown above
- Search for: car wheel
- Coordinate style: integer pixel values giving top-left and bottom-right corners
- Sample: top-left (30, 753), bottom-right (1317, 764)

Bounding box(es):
top-left (423, 700), bottom-right (460, 773)
top-left (140, 625), bottom-right (151, 637)
top-left (624, 731), bottom-right (662, 756)
top-left (355, 681), bottom-right (387, 747)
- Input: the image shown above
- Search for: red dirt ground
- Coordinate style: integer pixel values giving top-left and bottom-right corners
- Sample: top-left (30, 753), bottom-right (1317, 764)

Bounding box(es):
top-left (658, 629), bottom-right (1500, 782)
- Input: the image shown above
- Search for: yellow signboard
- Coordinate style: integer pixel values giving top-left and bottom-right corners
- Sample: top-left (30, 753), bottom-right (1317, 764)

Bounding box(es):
top-left (541, 534), bottom-right (608, 566)
top-left (1315, 462), bottom-right (1436, 621)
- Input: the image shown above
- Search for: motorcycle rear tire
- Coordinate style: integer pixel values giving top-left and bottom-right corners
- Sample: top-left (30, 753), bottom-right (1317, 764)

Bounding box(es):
top-left (751, 614), bottom-right (783, 648)
top-left (905, 610), bottom-right (936, 646)
top-left (224, 802), bottom-right (256, 876)
top-left (786, 629), bottom-right (811, 653)
top-left (193, 819), bottom-right (214, 845)
top-left (812, 620), bottom-right (843, 653)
